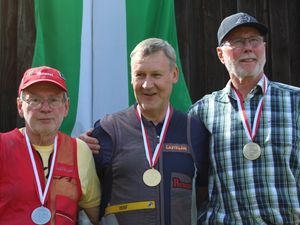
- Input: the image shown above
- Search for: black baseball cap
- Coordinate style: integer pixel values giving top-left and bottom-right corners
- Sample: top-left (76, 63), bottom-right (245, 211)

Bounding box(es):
top-left (217, 12), bottom-right (268, 46)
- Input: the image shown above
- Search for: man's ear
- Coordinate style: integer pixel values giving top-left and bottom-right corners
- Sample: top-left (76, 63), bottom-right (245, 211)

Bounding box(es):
top-left (63, 98), bottom-right (70, 117)
top-left (17, 97), bottom-right (24, 118)
top-left (171, 66), bottom-right (179, 84)
top-left (216, 47), bottom-right (225, 64)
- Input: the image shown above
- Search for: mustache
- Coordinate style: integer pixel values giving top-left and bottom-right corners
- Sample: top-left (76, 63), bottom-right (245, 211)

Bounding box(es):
top-left (238, 53), bottom-right (257, 61)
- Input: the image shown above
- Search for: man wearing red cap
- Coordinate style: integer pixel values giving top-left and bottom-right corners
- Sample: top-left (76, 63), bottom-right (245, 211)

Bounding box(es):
top-left (0, 66), bottom-right (100, 225)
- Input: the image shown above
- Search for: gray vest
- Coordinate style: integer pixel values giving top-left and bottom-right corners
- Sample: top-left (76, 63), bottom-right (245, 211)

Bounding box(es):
top-left (100, 105), bottom-right (197, 225)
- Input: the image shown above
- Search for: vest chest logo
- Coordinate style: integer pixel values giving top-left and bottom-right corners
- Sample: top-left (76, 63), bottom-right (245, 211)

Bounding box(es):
top-left (54, 165), bottom-right (74, 174)
top-left (172, 177), bottom-right (192, 190)
top-left (164, 143), bottom-right (188, 152)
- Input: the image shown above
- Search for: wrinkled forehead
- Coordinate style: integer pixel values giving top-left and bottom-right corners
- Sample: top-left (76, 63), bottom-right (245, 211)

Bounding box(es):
top-left (131, 50), bottom-right (174, 71)
top-left (132, 51), bottom-right (171, 67)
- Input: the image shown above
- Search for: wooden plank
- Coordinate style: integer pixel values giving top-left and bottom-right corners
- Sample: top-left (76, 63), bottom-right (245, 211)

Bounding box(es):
top-left (16, 0), bottom-right (36, 128)
top-left (0, 0), bottom-right (18, 132)
top-left (268, 1), bottom-right (291, 83)
top-left (0, 0), bottom-right (35, 132)
top-left (174, 0), bottom-right (192, 95)
top-left (287, 0), bottom-right (300, 86)
top-left (237, 0), bottom-right (257, 13)
top-left (17, 0), bottom-right (35, 79)
top-left (200, 0), bottom-right (228, 98)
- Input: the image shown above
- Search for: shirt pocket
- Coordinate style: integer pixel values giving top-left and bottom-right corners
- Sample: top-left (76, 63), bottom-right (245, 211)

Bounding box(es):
top-left (55, 195), bottom-right (77, 225)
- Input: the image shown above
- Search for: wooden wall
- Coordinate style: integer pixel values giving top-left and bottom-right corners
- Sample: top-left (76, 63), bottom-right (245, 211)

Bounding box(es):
top-left (0, 0), bottom-right (35, 131)
top-left (175, 0), bottom-right (300, 102)
top-left (1, 0), bottom-right (300, 132)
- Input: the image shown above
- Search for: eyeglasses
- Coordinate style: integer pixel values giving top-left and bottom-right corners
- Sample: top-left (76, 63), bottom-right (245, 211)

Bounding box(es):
top-left (22, 96), bottom-right (66, 109)
top-left (221, 36), bottom-right (264, 49)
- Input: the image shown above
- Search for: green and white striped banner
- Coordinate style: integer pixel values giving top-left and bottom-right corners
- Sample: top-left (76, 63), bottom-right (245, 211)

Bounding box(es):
top-left (32, 0), bottom-right (191, 136)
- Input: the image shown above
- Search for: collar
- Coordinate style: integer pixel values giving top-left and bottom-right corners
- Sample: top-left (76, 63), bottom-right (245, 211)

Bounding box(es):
top-left (222, 75), bottom-right (268, 102)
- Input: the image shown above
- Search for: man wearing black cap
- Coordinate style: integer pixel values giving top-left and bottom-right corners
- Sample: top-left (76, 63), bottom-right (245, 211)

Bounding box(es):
top-left (189, 12), bottom-right (300, 224)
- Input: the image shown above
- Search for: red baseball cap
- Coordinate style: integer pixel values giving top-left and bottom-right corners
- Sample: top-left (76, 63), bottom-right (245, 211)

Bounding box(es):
top-left (18, 66), bottom-right (68, 96)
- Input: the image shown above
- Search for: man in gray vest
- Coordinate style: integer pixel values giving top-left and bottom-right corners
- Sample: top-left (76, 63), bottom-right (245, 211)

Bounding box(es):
top-left (80, 38), bottom-right (209, 225)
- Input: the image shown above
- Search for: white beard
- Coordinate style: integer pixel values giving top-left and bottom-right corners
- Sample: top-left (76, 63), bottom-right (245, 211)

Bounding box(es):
top-left (224, 51), bottom-right (266, 79)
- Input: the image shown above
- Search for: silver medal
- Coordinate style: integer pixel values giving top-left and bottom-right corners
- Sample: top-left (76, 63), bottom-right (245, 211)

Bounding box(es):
top-left (243, 142), bottom-right (261, 160)
top-left (31, 206), bottom-right (51, 224)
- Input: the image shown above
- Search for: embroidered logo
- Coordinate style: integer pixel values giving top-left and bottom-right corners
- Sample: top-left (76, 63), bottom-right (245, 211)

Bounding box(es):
top-left (55, 166), bottom-right (73, 173)
top-left (172, 177), bottom-right (192, 190)
top-left (236, 15), bottom-right (251, 24)
top-left (165, 144), bottom-right (188, 152)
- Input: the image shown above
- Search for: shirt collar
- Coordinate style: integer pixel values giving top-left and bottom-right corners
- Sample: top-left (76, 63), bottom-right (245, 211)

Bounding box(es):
top-left (224, 74), bottom-right (268, 101)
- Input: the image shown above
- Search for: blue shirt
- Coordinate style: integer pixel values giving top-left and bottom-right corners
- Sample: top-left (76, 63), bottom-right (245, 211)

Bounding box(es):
top-left (189, 76), bottom-right (300, 225)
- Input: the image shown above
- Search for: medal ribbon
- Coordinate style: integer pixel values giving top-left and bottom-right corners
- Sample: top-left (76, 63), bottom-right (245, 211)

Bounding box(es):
top-left (232, 76), bottom-right (267, 142)
top-left (24, 129), bottom-right (58, 206)
top-left (136, 104), bottom-right (172, 167)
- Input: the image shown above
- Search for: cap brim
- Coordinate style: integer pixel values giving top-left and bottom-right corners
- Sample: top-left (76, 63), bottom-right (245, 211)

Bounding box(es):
top-left (219, 22), bottom-right (268, 45)
top-left (18, 79), bottom-right (67, 96)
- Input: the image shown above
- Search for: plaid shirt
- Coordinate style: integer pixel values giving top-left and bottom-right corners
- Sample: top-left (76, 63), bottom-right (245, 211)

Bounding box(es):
top-left (189, 76), bottom-right (300, 225)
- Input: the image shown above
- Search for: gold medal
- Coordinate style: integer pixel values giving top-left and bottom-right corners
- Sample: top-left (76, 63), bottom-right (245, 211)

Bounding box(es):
top-left (137, 105), bottom-right (171, 187)
top-left (243, 142), bottom-right (261, 160)
top-left (143, 168), bottom-right (161, 187)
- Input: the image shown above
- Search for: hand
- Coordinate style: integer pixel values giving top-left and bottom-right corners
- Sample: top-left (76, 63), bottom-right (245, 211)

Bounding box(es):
top-left (79, 128), bottom-right (101, 154)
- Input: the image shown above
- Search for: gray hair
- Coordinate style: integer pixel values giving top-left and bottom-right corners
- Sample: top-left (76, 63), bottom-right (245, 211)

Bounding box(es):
top-left (130, 38), bottom-right (177, 68)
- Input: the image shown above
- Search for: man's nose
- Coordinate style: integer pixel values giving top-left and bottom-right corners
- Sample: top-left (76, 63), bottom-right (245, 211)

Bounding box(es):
top-left (40, 100), bottom-right (52, 110)
top-left (243, 39), bottom-right (253, 49)
top-left (142, 77), bottom-right (154, 88)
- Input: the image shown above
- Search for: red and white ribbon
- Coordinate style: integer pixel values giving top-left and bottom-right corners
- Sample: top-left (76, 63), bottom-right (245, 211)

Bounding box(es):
top-left (232, 76), bottom-right (267, 142)
top-left (24, 129), bottom-right (58, 206)
top-left (136, 104), bottom-right (172, 168)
